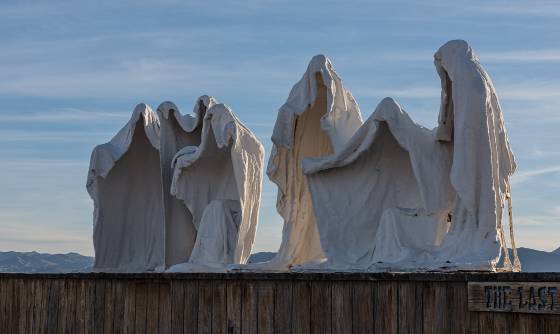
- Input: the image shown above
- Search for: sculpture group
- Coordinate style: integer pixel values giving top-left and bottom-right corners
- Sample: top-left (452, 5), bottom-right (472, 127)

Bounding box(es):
top-left (87, 40), bottom-right (521, 273)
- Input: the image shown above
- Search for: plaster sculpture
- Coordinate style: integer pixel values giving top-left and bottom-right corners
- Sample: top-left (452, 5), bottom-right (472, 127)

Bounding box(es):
top-left (301, 40), bottom-right (520, 271)
top-left (247, 55), bottom-right (363, 271)
top-left (157, 96), bottom-right (218, 268)
top-left (87, 103), bottom-right (164, 272)
top-left (166, 103), bottom-right (265, 272)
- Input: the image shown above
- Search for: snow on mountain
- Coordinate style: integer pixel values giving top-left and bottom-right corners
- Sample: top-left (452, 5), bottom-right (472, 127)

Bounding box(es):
top-left (247, 252), bottom-right (276, 264)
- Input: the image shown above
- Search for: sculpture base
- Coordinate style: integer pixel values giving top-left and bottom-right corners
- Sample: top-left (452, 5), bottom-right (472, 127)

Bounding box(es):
top-left (0, 272), bottom-right (558, 333)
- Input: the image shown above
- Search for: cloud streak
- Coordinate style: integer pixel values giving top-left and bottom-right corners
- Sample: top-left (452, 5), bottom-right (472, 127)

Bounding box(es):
top-left (511, 165), bottom-right (560, 185)
top-left (0, 108), bottom-right (129, 122)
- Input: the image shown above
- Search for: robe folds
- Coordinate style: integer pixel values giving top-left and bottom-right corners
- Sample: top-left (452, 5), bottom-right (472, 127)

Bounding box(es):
top-left (88, 98), bottom-right (264, 272)
top-left (87, 103), bottom-right (164, 272)
top-left (302, 40), bottom-right (518, 271)
top-left (167, 103), bottom-right (264, 271)
top-left (246, 55), bottom-right (363, 270)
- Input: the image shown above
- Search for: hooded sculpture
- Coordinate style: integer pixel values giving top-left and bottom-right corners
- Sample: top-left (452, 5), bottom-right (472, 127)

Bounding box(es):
top-left (250, 55), bottom-right (363, 270)
top-left (157, 96), bottom-right (218, 267)
top-left (302, 40), bottom-right (519, 271)
top-left (87, 103), bottom-right (163, 272)
top-left (166, 103), bottom-right (264, 271)
top-left (429, 40), bottom-right (518, 270)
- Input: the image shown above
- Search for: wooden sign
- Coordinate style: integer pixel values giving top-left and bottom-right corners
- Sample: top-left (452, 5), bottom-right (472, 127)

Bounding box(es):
top-left (468, 282), bottom-right (560, 314)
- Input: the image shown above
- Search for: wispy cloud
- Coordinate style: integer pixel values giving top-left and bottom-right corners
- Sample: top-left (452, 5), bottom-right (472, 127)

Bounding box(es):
top-left (0, 108), bottom-right (129, 122)
top-left (0, 130), bottom-right (114, 142)
top-left (512, 165), bottom-right (560, 185)
top-left (481, 50), bottom-right (560, 63)
top-left (0, 159), bottom-right (88, 168)
top-left (468, 2), bottom-right (560, 18)
top-left (354, 87), bottom-right (440, 99)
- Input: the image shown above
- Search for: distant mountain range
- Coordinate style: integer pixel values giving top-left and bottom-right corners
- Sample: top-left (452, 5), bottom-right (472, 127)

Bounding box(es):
top-left (510, 247), bottom-right (560, 272)
top-left (0, 248), bottom-right (557, 273)
top-left (0, 251), bottom-right (93, 273)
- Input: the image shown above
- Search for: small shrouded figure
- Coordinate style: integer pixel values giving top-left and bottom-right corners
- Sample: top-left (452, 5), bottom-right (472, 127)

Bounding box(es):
top-left (166, 103), bottom-right (264, 272)
top-left (87, 103), bottom-right (164, 272)
top-left (248, 55), bottom-right (363, 271)
top-left (302, 40), bottom-right (519, 271)
top-left (88, 97), bottom-right (263, 273)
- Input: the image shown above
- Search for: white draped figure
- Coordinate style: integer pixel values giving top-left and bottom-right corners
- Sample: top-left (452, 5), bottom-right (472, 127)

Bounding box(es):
top-left (302, 40), bottom-right (519, 271)
top-left (157, 96), bottom-right (218, 268)
top-left (252, 55), bottom-right (363, 270)
top-left (87, 103), bottom-right (164, 272)
top-left (166, 103), bottom-right (265, 272)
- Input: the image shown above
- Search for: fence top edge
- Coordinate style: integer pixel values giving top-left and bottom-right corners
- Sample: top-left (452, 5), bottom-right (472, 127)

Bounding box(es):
top-left (0, 271), bottom-right (559, 282)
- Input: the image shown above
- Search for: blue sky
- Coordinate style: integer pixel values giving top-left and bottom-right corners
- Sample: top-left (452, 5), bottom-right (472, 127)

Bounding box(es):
top-left (1, 1), bottom-right (559, 256)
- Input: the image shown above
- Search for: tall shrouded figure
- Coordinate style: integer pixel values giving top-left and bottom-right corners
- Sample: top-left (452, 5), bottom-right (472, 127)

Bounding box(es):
top-left (157, 96), bottom-right (217, 268)
top-left (429, 40), bottom-right (518, 269)
top-left (87, 103), bottom-right (164, 272)
top-left (252, 55), bottom-right (363, 270)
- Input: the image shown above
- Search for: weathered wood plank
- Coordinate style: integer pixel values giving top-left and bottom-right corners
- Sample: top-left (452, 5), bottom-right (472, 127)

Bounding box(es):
top-left (492, 311), bottom-right (509, 333)
top-left (39, 278), bottom-right (49, 334)
top-left (352, 281), bottom-right (374, 334)
top-left (103, 279), bottom-right (115, 334)
top-left (451, 282), bottom-right (478, 334)
top-left (478, 311), bottom-right (494, 334)
top-left (227, 280), bottom-right (242, 334)
top-left (292, 281), bottom-right (311, 334)
top-left (84, 279), bottom-right (96, 334)
top-left (75, 279), bottom-right (87, 334)
top-left (212, 280), bottom-right (227, 334)
top-left (0, 278), bottom-right (5, 329)
top-left (14, 279), bottom-right (28, 333)
top-left (435, 282), bottom-right (451, 333)
top-left (241, 281), bottom-right (258, 334)
top-left (8, 279), bottom-right (20, 329)
top-left (257, 281), bottom-right (275, 334)
top-left (170, 281), bottom-right (185, 334)
top-left (310, 281), bottom-right (331, 334)
top-left (273, 280), bottom-right (292, 334)
top-left (542, 314), bottom-right (560, 334)
top-left (46, 279), bottom-right (60, 334)
top-left (332, 281), bottom-right (352, 334)
top-left (68, 279), bottom-right (79, 334)
top-left (93, 279), bottom-right (106, 333)
top-left (146, 281), bottom-right (160, 333)
top-left (198, 280), bottom-right (213, 334)
top-left (158, 281), bottom-right (172, 334)
top-left (58, 278), bottom-right (69, 334)
top-left (422, 282), bottom-right (437, 334)
top-left (375, 281), bottom-right (397, 334)
top-left (27, 279), bottom-right (37, 334)
top-left (134, 282), bottom-right (149, 333)
top-left (184, 280), bottom-right (199, 333)
top-left (123, 281), bottom-right (136, 334)
top-left (113, 280), bottom-right (126, 333)
top-left (397, 281), bottom-right (422, 334)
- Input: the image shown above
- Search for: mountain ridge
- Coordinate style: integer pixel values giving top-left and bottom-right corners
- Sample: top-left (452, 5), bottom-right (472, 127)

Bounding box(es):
top-left (0, 248), bottom-right (558, 273)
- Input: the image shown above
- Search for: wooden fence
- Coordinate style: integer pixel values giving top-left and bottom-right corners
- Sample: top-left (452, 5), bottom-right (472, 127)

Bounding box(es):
top-left (0, 272), bottom-right (559, 333)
